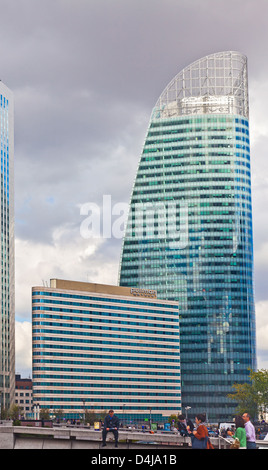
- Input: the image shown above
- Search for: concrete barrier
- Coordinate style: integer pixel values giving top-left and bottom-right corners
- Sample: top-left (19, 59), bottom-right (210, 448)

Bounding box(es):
top-left (2, 424), bottom-right (266, 449)
top-left (0, 425), bottom-right (191, 449)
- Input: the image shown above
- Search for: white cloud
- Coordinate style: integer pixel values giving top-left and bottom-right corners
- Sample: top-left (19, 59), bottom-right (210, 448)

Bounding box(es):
top-left (255, 300), bottom-right (268, 369)
top-left (250, 80), bottom-right (268, 145)
top-left (15, 223), bottom-right (120, 321)
top-left (256, 301), bottom-right (268, 350)
top-left (15, 321), bottom-right (32, 378)
top-left (15, 222), bottom-right (121, 376)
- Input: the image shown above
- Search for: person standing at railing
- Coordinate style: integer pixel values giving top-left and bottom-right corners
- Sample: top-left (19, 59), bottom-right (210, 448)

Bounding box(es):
top-left (242, 413), bottom-right (256, 449)
top-left (227, 415), bottom-right (247, 449)
top-left (177, 414), bottom-right (194, 436)
top-left (187, 413), bottom-right (214, 449)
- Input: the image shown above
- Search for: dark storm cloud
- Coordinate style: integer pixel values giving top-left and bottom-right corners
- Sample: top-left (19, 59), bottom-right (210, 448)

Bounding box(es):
top-left (1, 0), bottom-right (266, 275)
top-left (0, 1), bottom-right (266, 248)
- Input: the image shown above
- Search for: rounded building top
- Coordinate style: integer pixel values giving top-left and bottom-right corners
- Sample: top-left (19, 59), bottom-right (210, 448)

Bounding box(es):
top-left (152, 51), bottom-right (249, 120)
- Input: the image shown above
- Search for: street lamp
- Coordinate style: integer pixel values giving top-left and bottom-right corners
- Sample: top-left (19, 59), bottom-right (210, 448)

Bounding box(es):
top-left (82, 399), bottom-right (85, 424)
top-left (123, 404), bottom-right (126, 427)
top-left (185, 406), bottom-right (191, 420)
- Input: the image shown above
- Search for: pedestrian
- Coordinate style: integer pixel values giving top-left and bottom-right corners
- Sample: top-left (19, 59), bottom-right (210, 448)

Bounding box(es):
top-left (227, 415), bottom-right (247, 449)
top-left (187, 413), bottom-right (214, 449)
top-left (177, 414), bottom-right (194, 436)
top-left (242, 412), bottom-right (257, 449)
top-left (101, 409), bottom-right (120, 448)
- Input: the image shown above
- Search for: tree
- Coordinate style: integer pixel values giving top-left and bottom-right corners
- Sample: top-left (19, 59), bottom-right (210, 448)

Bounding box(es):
top-left (227, 369), bottom-right (268, 420)
top-left (39, 408), bottom-right (50, 420)
top-left (54, 409), bottom-right (64, 421)
top-left (85, 409), bottom-right (97, 425)
top-left (168, 414), bottom-right (178, 426)
top-left (98, 410), bottom-right (108, 422)
top-left (8, 404), bottom-right (21, 420)
top-left (1, 407), bottom-right (8, 420)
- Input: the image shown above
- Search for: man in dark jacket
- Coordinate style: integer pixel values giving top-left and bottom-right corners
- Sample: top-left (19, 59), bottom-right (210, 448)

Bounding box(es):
top-left (177, 414), bottom-right (194, 436)
top-left (102, 410), bottom-right (120, 447)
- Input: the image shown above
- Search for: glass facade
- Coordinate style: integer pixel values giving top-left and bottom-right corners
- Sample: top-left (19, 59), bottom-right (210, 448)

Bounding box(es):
top-left (119, 52), bottom-right (257, 422)
top-left (32, 280), bottom-right (181, 422)
top-left (0, 82), bottom-right (15, 410)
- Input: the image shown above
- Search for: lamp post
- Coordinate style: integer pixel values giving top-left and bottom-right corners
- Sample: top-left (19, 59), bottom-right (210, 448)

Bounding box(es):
top-left (185, 406), bottom-right (191, 420)
top-left (123, 404), bottom-right (126, 427)
top-left (82, 399), bottom-right (85, 424)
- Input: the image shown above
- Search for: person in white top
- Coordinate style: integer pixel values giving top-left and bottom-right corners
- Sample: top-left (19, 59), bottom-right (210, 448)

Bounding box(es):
top-left (242, 413), bottom-right (256, 449)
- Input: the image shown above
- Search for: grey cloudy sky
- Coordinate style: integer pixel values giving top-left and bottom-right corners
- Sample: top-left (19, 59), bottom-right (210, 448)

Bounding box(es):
top-left (1, 0), bottom-right (268, 376)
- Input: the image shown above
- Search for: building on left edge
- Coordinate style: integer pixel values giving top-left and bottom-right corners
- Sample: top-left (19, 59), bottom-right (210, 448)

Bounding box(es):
top-left (0, 81), bottom-right (15, 411)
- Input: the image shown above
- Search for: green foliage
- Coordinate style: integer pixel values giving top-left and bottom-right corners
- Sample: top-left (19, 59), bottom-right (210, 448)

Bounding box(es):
top-left (54, 409), bottom-right (64, 420)
top-left (84, 409), bottom-right (97, 425)
top-left (98, 410), bottom-right (109, 421)
top-left (168, 414), bottom-right (178, 425)
top-left (84, 409), bottom-right (108, 425)
top-left (39, 408), bottom-right (50, 419)
top-left (227, 369), bottom-right (268, 419)
top-left (0, 407), bottom-right (8, 420)
top-left (9, 404), bottom-right (21, 420)
top-left (13, 419), bottom-right (21, 426)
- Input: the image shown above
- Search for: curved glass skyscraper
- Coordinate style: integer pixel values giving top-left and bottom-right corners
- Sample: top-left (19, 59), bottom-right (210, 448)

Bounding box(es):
top-left (119, 52), bottom-right (256, 421)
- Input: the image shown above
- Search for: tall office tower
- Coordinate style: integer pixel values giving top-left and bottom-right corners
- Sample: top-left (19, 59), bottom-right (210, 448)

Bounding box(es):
top-left (119, 52), bottom-right (257, 421)
top-left (0, 81), bottom-right (15, 411)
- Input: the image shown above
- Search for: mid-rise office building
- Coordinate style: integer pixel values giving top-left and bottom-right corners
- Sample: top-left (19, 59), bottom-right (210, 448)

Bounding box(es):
top-left (32, 279), bottom-right (181, 422)
top-left (0, 81), bottom-right (15, 411)
top-left (119, 51), bottom-right (257, 421)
